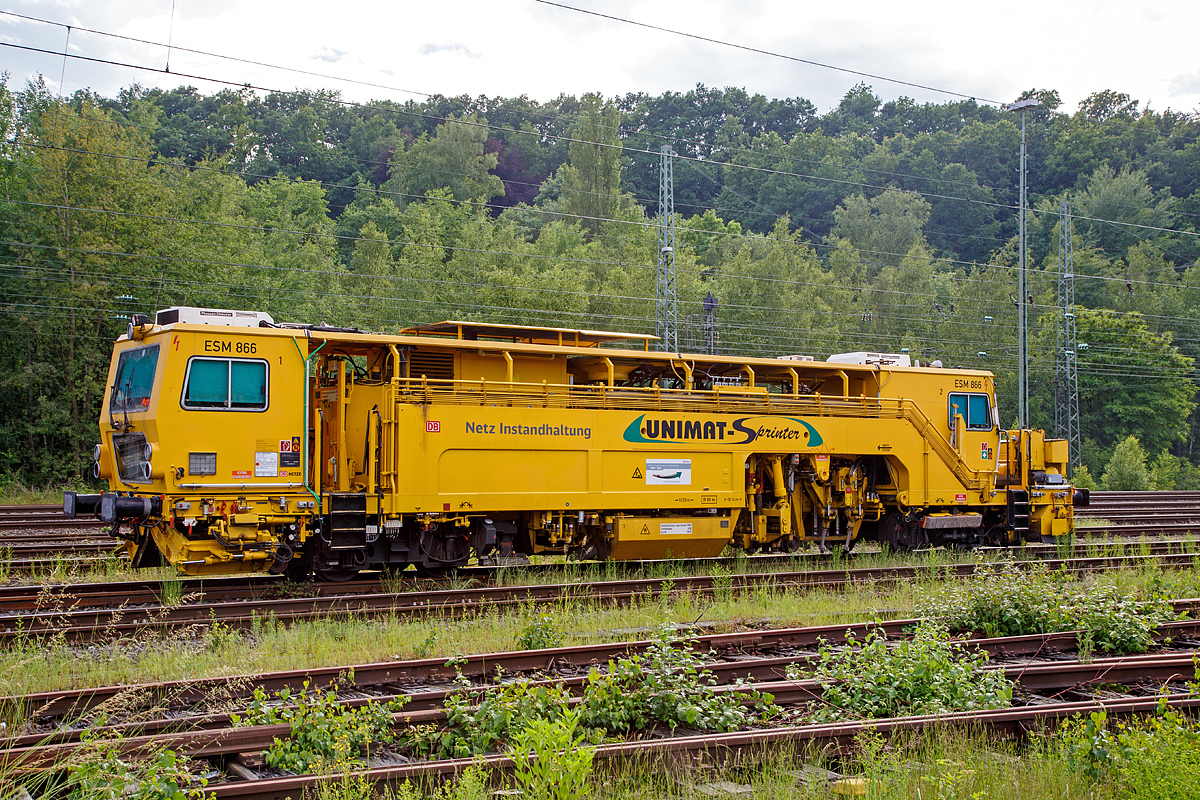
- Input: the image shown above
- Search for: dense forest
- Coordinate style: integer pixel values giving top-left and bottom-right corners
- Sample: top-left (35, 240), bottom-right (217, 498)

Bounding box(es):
top-left (2, 76), bottom-right (1199, 489)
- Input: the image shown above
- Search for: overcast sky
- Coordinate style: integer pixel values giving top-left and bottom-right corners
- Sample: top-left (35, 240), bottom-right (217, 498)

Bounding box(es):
top-left (2, 0), bottom-right (1199, 117)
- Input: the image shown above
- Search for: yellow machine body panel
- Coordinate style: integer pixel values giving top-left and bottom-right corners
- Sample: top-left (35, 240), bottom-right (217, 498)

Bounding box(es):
top-left (82, 310), bottom-right (1079, 577)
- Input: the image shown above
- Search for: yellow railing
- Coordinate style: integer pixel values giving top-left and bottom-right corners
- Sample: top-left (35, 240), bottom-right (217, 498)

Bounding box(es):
top-left (398, 378), bottom-right (900, 418)
top-left (394, 378), bottom-right (990, 491)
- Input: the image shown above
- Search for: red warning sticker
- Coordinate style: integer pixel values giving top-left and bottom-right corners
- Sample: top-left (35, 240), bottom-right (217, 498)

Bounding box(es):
top-left (955, 493), bottom-right (967, 502)
top-left (232, 470), bottom-right (251, 478)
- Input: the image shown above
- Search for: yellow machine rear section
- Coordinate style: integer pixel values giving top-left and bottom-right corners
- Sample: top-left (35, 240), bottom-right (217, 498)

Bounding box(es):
top-left (65, 308), bottom-right (1085, 578)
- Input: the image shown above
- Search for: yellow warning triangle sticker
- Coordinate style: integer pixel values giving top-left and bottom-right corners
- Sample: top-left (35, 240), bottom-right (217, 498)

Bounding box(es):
top-left (640, 524), bottom-right (651, 535)
top-left (632, 467), bottom-right (643, 479)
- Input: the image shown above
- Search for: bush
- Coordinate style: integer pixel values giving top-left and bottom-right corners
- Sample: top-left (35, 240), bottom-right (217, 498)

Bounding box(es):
top-left (426, 624), bottom-right (777, 757)
top-left (1101, 436), bottom-right (1150, 490)
top-left (793, 621), bottom-right (1012, 721)
top-left (918, 565), bottom-right (1175, 653)
top-left (580, 623), bottom-right (776, 734)
top-left (1061, 703), bottom-right (1200, 798)
top-left (429, 676), bottom-right (573, 758)
top-left (233, 681), bottom-right (405, 774)
top-left (516, 613), bottom-right (563, 651)
top-left (52, 736), bottom-right (207, 799)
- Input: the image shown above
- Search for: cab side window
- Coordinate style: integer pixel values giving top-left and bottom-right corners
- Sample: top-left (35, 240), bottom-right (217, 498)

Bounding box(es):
top-left (183, 357), bottom-right (268, 411)
top-left (949, 392), bottom-right (991, 431)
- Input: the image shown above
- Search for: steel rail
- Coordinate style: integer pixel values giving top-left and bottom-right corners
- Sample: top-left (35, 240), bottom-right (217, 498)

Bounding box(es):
top-left (6, 648), bottom-right (1197, 781)
top-left (7, 599), bottom-right (1198, 743)
top-left (3, 538), bottom-right (1194, 615)
top-left (201, 694), bottom-right (1200, 800)
top-left (3, 552), bottom-right (1196, 643)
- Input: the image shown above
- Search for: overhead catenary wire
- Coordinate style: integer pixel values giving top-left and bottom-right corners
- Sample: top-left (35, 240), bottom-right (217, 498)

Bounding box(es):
top-left (7, 17), bottom-right (1200, 362)
top-left (7, 27), bottom-right (1200, 256)
top-left (7, 12), bottom-right (1200, 245)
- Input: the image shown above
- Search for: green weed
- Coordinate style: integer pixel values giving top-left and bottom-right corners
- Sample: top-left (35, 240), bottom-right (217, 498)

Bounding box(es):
top-left (232, 681), bottom-right (405, 774)
top-left (510, 708), bottom-right (596, 800)
top-left (516, 612), bottom-right (563, 651)
top-left (792, 620), bottom-right (1013, 721)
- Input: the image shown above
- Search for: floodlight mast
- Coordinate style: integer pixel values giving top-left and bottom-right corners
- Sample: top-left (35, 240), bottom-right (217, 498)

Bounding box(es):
top-left (1005, 98), bottom-right (1038, 429)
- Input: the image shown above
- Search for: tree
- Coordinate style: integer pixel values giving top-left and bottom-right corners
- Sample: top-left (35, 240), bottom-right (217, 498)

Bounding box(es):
top-left (387, 114), bottom-right (503, 205)
top-left (1074, 309), bottom-right (1195, 459)
top-left (558, 93), bottom-right (622, 237)
top-left (0, 87), bottom-right (175, 481)
top-left (1100, 436), bottom-right (1150, 490)
top-left (829, 189), bottom-right (932, 273)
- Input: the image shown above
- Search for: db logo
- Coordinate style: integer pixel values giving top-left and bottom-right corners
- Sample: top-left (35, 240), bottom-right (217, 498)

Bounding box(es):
top-left (426, 421), bottom-right (441, 433)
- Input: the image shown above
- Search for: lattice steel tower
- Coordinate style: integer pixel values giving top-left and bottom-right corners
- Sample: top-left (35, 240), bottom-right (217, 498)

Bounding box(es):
top-left (1055, 199), bottom-right (1080, 473)
top-left (703, 292), bottom-right (718, 355)
top-left (656, 145), bottom-right (678, 352)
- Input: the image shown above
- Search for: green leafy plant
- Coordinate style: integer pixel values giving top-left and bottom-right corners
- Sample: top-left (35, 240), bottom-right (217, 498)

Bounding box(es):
top-left (232, 681), bottom-right (405, 774)
top-left (423, 624), bottom-right (775, 758)
top-left (917, 565), bottom-right (1175, 653)
top-left (52, 735), bottom-right (207, 799)
top-left (580, 622), bottom-right (776, 734)
top-left (1060, 700), bottom-right (1200, 797)
top-left (516, 613), bottom-right (563, 651)
top-left (427, 676), bottom-right (573, 758)
top-left (509, 708), bottom-right (596, 800)
top-left (793, 620), bottom-right (1012, 721)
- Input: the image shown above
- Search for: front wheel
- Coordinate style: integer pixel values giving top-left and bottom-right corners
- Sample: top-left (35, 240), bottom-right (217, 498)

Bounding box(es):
top-left (314, 567), bottom-right (361, 582)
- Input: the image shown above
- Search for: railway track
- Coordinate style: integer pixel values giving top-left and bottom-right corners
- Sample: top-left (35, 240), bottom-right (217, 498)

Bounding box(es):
top-left (0, 504), bottom-right (107, 532)
top-left (2, 548), bottom-right (1195, 643)
top-left (0, 490), bottom-right (1196, 577)
top-left (0, 537), bottom-right (1191, 614)
top-left (4, 603), bottom-right (1197, 797)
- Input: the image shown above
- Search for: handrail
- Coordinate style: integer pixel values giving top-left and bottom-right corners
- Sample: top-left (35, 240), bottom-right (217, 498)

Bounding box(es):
top-left (383, 376), bottom-right (991, 489)
top-left (388, 377), bottom-right (895, 417)
top-left (899, 400), bottom-right (989, 492)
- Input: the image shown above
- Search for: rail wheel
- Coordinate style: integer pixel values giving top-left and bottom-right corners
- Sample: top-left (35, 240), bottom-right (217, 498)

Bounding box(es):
top-left (881, 512), bottom-right (921, 552)
top-left (315, 567), bottom-right (361, 582)
top-left (415, 525), bottom-right (470, 577)
top-left (983, 524), bottom-right (1013, 547)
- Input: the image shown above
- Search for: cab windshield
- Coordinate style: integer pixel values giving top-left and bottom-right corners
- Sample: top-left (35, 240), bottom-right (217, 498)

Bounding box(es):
top-left (110, 345), bottom-right (160, 414)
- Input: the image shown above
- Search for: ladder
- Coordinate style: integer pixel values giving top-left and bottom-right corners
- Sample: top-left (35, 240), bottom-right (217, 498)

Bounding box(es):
top-left (1007, 488), bottom-right (1033, 541)
top-left (327, 492), bottom-right (367, 550)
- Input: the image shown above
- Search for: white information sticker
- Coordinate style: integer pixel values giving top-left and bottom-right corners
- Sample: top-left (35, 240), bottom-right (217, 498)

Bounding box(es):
top-left (646, 459), bottom-right (691, 485)
top-left (660, 522), bottom-right (693, 536)
top-left (255, 451), bottom-right (279, 477)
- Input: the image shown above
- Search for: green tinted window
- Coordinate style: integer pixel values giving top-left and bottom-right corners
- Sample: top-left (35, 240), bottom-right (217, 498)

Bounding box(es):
top-left (110, 345), bottom-right (160, 413)
top-left (949, 392), bottom-right (991, 431)
top-left (230, 361), bottom-right (266, 408)
top-left (967, 395), bottom-right (989, 428)
top-left (184, 358), bottom-right (267, 410)
top-left (185, 359), bottom-right (229, 407)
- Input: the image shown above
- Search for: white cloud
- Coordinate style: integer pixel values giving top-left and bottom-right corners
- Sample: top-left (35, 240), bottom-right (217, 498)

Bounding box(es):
top-left (417, 42), bottom-right (480, 59)
top-left (1, 0), bottom-right (1199, 115)
top-left (1169, 72), bottom-right (1200, 97)
top-left (313, 47), bottom-right (347, 64)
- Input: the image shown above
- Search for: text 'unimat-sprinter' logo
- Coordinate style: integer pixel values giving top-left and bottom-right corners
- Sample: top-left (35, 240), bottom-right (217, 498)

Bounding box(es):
top-left (623, 414), bottom-right (822, 446)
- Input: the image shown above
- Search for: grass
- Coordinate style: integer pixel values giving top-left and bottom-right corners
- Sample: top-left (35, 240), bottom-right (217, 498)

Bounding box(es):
top-left (598, 727), bottom-right (1115, 800)
top-left (0, 478), bottom-right (93, 506)
top-left (2, 558), bottom-right (1197, 702)
top-left (6, 533), bottom-right (1195, 590)
top-left (372, 726), bottom-right (1138, 800)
